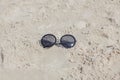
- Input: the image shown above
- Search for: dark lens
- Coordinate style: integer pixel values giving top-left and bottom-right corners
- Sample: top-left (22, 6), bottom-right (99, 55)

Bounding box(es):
top-left (60, 34), bottom-right (76, 48)
top-left (41, 34), bottom-right (56, 48)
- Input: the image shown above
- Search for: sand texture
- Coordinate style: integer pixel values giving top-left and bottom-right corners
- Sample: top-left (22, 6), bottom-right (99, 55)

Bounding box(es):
top-left (0, 0), bottom-right (120, 80)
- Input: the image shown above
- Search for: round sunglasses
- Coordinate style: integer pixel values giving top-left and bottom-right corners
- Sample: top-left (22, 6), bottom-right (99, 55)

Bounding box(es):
top-left (41, 34), bottom-right (76, 48)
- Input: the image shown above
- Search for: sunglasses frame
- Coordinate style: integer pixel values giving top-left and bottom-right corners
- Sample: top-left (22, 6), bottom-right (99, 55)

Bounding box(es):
top-left (41, 34), bottom-right (76, 48)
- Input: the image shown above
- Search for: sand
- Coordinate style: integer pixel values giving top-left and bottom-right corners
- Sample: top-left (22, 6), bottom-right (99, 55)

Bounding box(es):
top-left (0, 0), bottom-right (120, 80)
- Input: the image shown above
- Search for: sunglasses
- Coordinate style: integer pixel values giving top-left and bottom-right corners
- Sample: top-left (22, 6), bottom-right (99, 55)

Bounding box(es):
top-left (41, 34), bottom-right (76, 48)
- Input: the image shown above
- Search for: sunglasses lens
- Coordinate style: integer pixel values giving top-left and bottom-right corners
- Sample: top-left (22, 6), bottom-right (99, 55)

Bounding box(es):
top-left (60, 35), bottom-right (76, 48)
top-left (41, 34), bottom-right (56, 48)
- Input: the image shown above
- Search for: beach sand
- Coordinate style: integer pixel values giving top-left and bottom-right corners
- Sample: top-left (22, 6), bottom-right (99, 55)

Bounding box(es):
top-left (0, 0), bottom-right (120, 80)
